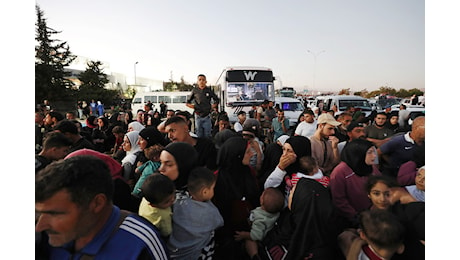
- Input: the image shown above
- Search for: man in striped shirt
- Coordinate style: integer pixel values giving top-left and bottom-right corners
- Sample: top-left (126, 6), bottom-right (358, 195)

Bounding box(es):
top-left (35, 155), bottom-right (169, 260)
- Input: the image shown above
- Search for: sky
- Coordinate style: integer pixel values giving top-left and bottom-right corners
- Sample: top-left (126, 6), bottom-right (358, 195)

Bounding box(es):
top-left (33, 0), bottom-right (425, 93)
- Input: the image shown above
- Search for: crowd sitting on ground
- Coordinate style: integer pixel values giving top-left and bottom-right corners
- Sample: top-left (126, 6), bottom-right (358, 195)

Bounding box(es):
top-left (35, 85), bottom-right (425, 259)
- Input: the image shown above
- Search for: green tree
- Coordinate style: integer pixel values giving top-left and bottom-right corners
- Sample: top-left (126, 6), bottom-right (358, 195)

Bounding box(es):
top-left (35, 4), bottom-right (76, 104)
top-left (77, 60), bottom-right (117, 105)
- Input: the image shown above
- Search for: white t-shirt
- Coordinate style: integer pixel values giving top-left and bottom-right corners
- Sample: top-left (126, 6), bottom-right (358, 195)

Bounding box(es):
top-left (294, 121), bottom-right (317, 138)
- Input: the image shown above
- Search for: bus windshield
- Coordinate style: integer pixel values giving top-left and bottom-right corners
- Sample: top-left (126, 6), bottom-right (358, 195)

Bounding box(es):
top-left (227, 82), bottom-right (273, 104)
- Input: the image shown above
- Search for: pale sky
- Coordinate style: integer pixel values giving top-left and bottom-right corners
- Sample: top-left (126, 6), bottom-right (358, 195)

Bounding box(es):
top-left (34, 0), bottom-right (425, 93)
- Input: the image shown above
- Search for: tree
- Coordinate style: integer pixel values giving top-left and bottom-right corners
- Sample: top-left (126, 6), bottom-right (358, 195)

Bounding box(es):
top-left (77, 60), bottom-right (117, 105)
top-left (35, 4), bottom-right (76, 104)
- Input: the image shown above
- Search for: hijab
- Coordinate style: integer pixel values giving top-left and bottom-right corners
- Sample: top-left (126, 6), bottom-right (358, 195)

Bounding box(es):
top-left (121, 130), bottom-right (141, 165)
top-left (128, 121), bottom-right (145, 132)
top-left (65, 148), bottom-right (123, 181)
top-left (163, 142), bottom-right (198, 190)
top-left (86, 115), bottom-right (98, 129)
top-left (341, 139), bottom-right (374, 177)
top-left (284, 136), bottom-right (312, 175)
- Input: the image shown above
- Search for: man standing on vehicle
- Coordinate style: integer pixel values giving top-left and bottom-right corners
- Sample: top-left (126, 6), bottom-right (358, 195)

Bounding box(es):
top-left (186, 74), bottom-right (220, 139)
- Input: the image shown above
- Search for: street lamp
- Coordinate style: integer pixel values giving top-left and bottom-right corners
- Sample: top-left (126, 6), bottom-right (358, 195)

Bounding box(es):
top-left (134, 61), bottom-right (139, 85)
top-left (306, 50), bottom-right (325, 90)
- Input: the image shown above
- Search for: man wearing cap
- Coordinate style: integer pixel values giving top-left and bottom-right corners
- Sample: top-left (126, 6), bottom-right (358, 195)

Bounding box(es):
top-left (310, 113), bottom-right (341, 176)
top-left (337, 121), bottom-right (366, 155)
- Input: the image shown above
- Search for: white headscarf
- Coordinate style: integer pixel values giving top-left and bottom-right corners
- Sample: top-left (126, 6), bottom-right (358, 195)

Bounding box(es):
top-left (121, 130), bottom-right (141, 165)
top-left (128, 121), bottom-right (145, 132)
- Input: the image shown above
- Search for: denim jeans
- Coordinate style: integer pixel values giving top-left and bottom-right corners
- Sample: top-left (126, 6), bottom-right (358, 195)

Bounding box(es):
top-left (194, 114), bottom-right (212, 138)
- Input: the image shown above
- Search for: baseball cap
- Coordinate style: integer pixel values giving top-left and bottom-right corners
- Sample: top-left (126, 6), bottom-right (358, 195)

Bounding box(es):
top-left (317, 113), bottom-right (341, 126)
top-left (347, 121), bottom-right (365, 132)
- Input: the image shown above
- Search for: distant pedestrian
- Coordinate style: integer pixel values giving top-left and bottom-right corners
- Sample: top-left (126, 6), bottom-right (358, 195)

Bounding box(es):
top-left (97, 100), bottom-right (104, 117)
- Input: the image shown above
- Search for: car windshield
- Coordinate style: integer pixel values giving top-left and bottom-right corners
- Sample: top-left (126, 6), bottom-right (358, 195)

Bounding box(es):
top-left (338, 100), bottom-right (372, 111)
top-left (281, 102), bottom-right (303, 111)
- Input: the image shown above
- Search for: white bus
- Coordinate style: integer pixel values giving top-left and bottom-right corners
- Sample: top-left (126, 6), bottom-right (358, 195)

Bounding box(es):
top-left (214, 66), bottom-right (275, 123)
top-left (131, 91), bottom-right (194, 114)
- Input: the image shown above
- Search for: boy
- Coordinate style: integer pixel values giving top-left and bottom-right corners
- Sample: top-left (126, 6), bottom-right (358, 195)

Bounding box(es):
top-left (138, 173), bottom-right (176, 238)
top-left (234, 187), bottom-right (284, 260)
top-left (347, 209), bottom-right (405, 259)
top-left (167, 167), bottom-right (224, 259)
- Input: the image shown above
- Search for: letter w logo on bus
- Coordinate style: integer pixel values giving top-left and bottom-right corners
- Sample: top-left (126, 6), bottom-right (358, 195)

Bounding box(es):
top-left (244, 71), bottom-right (258, 81)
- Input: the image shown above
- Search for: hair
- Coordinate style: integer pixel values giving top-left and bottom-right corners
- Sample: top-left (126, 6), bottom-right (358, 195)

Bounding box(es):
top-left (175, 110), bottom-right (192, 121)
top-left (54, 119), bottom-right (79, 135)
top-left (164, 115), bottom-right (187, 127)
top-left (359, 209), bottom-right (405, 251)
top-left (187, 167), bottom-right (216, 196)
top-left (400, 104), bottom-right (407, 109)
top-left (141, 173), bottom-right (175, 205)
top-left (143, 144), bottom-right (164, 162)
top-left (376, 112), bottom-right (388, 118)
top-left (337, 112), bottom-right (352, 119)
top-left (198, 74), bottom-right (206, 78)
top-left (298, 156), bottom-right (318, 175)
top-left (49, 111), bottom-right (64, 122)
top-left (365, 175), bottom-right (399, 194)
top-left (66, 111), bottom-right (76, 117)
top-left (36, 155), bottom-right (114, 206)
top-left (262, 187), bottom-right (284, 214)
top-left (111, 125), bottom-right (124, 135)
top-left (42, 131), bottom-right (73, 150)
top-left (303, 109), bottom-right (314, 116)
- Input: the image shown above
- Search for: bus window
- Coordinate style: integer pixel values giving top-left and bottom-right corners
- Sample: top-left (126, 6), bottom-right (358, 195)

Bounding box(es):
top-left (145, 96), bottom-right (157, 103)
top-left (172, 95), bottom-right (187, 103)
top-left (133, 97), bottom-right (142, 104)
top-left (159, 96), bottom-right (171, 104)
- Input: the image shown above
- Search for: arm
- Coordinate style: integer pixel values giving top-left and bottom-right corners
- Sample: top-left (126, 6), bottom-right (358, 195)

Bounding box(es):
top-left (264, 152), bottom-right (296, 189)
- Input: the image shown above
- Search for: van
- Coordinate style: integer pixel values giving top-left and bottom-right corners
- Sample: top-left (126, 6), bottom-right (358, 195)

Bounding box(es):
top-left (311, 95), bottom-right (373, 117)
top-left (131, 91), bottom-right (194, 114)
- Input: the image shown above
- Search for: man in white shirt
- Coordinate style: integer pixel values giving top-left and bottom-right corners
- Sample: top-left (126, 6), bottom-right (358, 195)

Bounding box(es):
top-left (233, 111), bottom-right (246, 133)
top-left (294, 109), bottom-right (317, 139)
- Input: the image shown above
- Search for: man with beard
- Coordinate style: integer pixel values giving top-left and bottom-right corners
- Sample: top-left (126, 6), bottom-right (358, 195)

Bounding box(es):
top-left (364, 112), bottom-right (394, 148)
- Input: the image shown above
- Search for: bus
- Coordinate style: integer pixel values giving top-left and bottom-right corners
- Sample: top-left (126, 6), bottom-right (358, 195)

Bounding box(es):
top-left (214, 66), bottom-right (275, 123)
top-left (131, 91), bottom-right (194, 114)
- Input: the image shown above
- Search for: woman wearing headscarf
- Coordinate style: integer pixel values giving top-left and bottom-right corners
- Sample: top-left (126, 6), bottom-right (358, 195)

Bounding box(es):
top-left (329, 138), bottom-right (381, 226)
top-left (262, 177), bottom-right (341, 260)
top-left (65, 148), bottom-right (140, 212)
top-left (120, 130), bottom-right (141, 186)
top-left (264, 135), bottom-right (312, 205)
top-left (213, 136), bottom-right (261, 259)
top-left (127, 121), bottom-right (145, 132)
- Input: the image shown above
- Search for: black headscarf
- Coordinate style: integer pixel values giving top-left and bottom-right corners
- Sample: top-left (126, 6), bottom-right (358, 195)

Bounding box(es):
top-left (163, 142), bottom-right (198, 190)
top-left (284, 136), bottom-right (312, 175)
top-left (341, 139), bottom-right (374, 177)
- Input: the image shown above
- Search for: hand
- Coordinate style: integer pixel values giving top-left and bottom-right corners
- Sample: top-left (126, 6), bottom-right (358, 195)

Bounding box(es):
top-left (328, 136), bottom-right (339, 148)
top-left (278, 152), bottom-right (296, 171)
top-left (234, 231), bottom-right (250, 241)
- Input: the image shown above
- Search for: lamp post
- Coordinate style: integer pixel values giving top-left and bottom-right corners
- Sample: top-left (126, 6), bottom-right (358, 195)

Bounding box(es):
top-left (134, 61), bottom-right (138, 85)
top-left (306, 50), bottom-right (325, 90)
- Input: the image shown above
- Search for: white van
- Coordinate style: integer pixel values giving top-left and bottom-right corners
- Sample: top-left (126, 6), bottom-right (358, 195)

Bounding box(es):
top-left (131, 91), bottom-right (194, 114)
top-left (311, 95), bottom-right (373, 117)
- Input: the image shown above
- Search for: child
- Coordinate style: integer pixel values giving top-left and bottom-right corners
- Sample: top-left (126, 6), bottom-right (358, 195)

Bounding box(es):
top-left (132, 144), bottom-right (164, 198)
top-left (234, 187), bottom-right (284, 260)
top-left (138, 173), bottom-right (176, 238)
top-left (347, 209), bottom-right (405, 259)
top-left (283, 156), bottom-right (330, 206)
top-left (167, 167), bottom-right (224, 259)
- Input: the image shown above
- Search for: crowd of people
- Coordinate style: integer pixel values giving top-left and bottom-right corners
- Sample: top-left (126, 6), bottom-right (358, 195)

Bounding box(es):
top-left (35, 76), bottom-right (425, 259)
